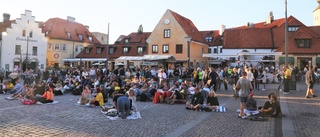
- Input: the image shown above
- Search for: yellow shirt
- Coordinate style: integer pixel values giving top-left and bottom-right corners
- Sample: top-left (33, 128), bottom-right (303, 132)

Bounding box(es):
top-left (193, 70), bottom-right (198, 78)
top-left (284, 69), bottom-right (291, 79)
top-left (95, 92), bottom-right (104, 106)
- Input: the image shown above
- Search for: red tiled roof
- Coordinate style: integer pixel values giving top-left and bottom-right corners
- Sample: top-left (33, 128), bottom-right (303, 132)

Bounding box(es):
top-left (169, 10), bottom-right (207, 44)
top-left (275, 25), bottom-right (320, 54)
top-left (200, 30), bottom-right (222, 46)
top-left (223, 28), bottom-right (273, 49)
top-left (41, 18), bottom-right (100, 44)
top-left (76, 32), bottom-right (150, 59)
top-left (0, 20), bottom-right (15, 38)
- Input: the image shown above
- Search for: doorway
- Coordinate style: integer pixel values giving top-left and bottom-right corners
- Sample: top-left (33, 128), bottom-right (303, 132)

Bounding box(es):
top-left (297, 57), bottom-right (312, 71)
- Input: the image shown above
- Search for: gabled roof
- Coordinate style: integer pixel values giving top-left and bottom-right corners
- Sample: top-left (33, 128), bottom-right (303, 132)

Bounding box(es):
top-left (41, 18), bottom-right (100, 44)
top-left (223, 28), bottom-right (273, 49)
top-left (200, 30), bottom-right (222, 46)
top-left (169, 10), bottom-right (207, 44)
top-left (275, 25), bottom-right (320, 54)
top-left (0, 20), bottom-right (15, 38)
top-left (76, 32), bottom-right (150, 59)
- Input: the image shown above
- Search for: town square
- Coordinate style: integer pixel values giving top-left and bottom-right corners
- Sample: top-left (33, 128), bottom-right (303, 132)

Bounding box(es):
top-left (0, 0), bottom-right (320, 137)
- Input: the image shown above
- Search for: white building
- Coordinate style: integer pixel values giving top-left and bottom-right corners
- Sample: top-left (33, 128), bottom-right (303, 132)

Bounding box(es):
top-left (0, 10), bottom-right (47, 71)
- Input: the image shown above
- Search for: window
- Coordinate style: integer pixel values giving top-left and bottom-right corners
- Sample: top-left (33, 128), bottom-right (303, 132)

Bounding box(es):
top-left (213, 48), bottom-right (217, 53)
top-left (205, 37), bottom-right (213, 42)
top-left (22, 30), bottom-right (26, 37)
top-left (164, 29), bottom-right (170, 38)
top-left (176, 44), bottom-right (183, 53)
top-left (61, 44), bottom-right (67, 52)
top-left (45, 31), bottom-right (50, 36)
top-left (32, 46), bottom-right (37, 56)
top-left (88, 36), bottom-right (93, 42)
top-left (67, 32), bottom-right (71, 38)
top-left (125, 39), bottom-right (129, 43)
top-left (202, 48), bottom-right (204, 53)
top-left (208, 48), bottom-right (212, 53)
top-left (288, 26), bottom-right (299, 32)
top-left (54, 44), bottom-right (60, 51)
top-left (78, 34), bottom-right (83, 40)
top-left (41, 64), bottom-right (44, 69)
top-left (137, 46), bottom-right (143, 54)
top-left (29, 31), bottom-right (33, 38)
top-left (109, 47), bottom-right (115, 54)
top-left (97, 48), bottom-right (102, 54)
top-left (296, 39), bottom-right (311, 48)
top-left (15, 45), bottom-right (21, 55)
top-left (163, 45), bottom-right (169, 53)
top-left (123, 47), bottom-right (129, 54)
top-left (75, 45), bottom-right (79, 52)
top-left (85, 48), bottom-right (90, 54)
top-left (152, 45), bottom-right (158, 53)
top-left (220, 48), bottom-right (222, 53)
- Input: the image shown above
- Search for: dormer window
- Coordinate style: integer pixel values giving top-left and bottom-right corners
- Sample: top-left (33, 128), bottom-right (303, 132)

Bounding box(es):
top-left (109, 47), bottom-right (115, 54)
top-left (288, 26), bottom-right (299, 32)
top-left (85, 48), bottom-right (90, 54)
top-left (296, 39), bottom-right (311, 48)
top-left (125, 39), bottom-right (129, 43)
top-left (205, 37), bottom-right (213, 42)
top-left (97, 47), bottom-right (102, 54)
top-left (123, 47), bottom-right (129, 54)
top-left (45, 31), bottom-right (50, 36)
top-left (67, 32), bottom-right (71, 38)
top-left (78, 34), bottom-right (83, 40)
top-left (88, 36), bottom-right (93, 42)
top-left (137, 46), bottom-right (143, 54)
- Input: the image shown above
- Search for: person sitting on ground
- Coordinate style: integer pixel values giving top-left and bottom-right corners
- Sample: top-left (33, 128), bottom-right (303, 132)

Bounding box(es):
top-left (80, 85), bottom-right (92, 105)
top-left (7, 79), bottom-right (22, 94)
top-left (89, 88), bottom-right (104, 107)
top-left (258, 93), bottom-right (282, 117)
top-left (200, 83), bottom-right (211, 99)
top-left (149, 84), bottom-right (157, 97)
top-left (186, 87), bottom-right (204, 110)
top-left (6, 83), bottom-right (27, 100)
top-left (140, 83), bottom-right (149, 93)
top-left (200, 90), bottom-right (220, 111)
top-left (53, 83), bottom-right (64, 95)
top-left (35, 84), bottom-right (54, 104)
top-left (167, 84), bottom-right (182, 104)
top-left (2, 80), bottom-right (14, 94)
top-left (128, 89), bottom-right (138, 112)
top-left (33, 82), bottom-right (45, 95)
top-left (246, 92), bottom-right (257, 111)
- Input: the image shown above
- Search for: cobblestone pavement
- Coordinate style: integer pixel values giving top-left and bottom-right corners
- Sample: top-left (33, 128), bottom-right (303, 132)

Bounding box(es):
top-left (0, 82), bottom-right (319, 137)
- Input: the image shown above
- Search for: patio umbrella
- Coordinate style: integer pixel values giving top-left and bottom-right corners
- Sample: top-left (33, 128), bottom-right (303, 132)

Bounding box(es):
top-left (8, 73), bottom-right (19, 79)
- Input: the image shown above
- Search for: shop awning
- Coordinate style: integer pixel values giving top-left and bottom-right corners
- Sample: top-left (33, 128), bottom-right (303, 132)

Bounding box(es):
top-left (115, 56), bottom-right (144, 61)
top-left (143, 55), bottom-right (173, 60)
top-left (62, 58), bottom-right (107, 62)
top-left (279, 57), bottom-right (294, 64)
top-left (203, 54), bottom-right (237, 58)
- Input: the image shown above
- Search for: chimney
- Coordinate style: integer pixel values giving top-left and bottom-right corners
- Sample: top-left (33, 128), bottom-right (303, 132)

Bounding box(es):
top-left (219, 24), bottom-right (226, 35)
top-left (266, 11), bottom-right (274, 24)
top-left (3, 13), bottom-right (10, 23)
top-left (67, 16), bottom-right (75, 22)
top-left (84, 25), bottom-right (89, 30)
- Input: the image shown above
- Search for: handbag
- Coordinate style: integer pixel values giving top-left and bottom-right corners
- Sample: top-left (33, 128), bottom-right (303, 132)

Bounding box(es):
top-left (207, 79), bottom-right (212, 85)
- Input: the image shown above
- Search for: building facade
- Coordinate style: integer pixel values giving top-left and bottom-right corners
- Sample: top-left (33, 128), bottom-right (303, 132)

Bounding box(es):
top-left (0, 10), bottom-right (47, 71)
top-left (146, 9), bottom-right (208, 69)
top-left (41, 16), bottom-right (100, 68)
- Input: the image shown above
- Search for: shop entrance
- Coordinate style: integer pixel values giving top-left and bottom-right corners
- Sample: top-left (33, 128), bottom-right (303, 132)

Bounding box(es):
top-left (297, 57), bottom-right (312, 71)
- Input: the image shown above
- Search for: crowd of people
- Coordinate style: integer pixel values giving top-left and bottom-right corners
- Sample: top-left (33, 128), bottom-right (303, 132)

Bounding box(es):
top-left (0, 64), bottom-right (290, 119)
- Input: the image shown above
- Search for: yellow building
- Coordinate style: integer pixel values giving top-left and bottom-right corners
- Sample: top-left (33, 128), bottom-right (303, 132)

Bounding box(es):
top-left (41, 16), bottom-right (100, 68)
top-left (146, 9), bottom-right (208, 69)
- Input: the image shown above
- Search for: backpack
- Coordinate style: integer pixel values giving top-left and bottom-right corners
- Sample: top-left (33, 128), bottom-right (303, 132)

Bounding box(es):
top-left (140, 93), bottom-right (148, 102)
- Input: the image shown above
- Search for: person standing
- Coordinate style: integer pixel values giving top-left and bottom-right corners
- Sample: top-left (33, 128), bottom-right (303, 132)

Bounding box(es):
top-left (283, 66), bottom-right (291, 94)
top-left (305, 66), bottom-right (317, 98)
top-left (231, 68), bottom-right (239, 98)
top-left (235, 71), bottom-right (253, 119)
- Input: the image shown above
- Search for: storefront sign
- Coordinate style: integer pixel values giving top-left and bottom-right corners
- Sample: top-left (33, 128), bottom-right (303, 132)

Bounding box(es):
top-left (141, 61), bottom-right (158, 65)
top-left (16, 37), bottom-right (38, 42)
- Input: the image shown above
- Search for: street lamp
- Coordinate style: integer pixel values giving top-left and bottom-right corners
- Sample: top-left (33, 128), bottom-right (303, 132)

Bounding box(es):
top-left (185, 36), bottom-right (191, 69)
top-left (25, 36), bottom-right (30, 71)
top-left (284, 0), bottom-right (288, 67)
top-left (0, 31), bottom-right (8, 69)
top-left (105, 23), bottom-right (110, 70)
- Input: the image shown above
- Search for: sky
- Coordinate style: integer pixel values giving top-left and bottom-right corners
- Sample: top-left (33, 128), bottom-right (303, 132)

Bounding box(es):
top-left (0, 0), bottom-right (318, 43)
